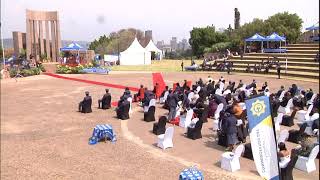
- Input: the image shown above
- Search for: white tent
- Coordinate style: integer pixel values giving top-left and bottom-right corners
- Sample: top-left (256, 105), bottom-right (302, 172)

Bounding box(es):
top-left (120, 38), bottom-right (151, 65)
top-left (145, 40), bottom-right (163, 60)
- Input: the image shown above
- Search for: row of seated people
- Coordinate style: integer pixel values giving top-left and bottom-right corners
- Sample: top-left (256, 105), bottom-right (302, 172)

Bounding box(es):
top-left (154, 75), bottom-right (318, 149)
top-left (78, 89), bottom-right (111, 113)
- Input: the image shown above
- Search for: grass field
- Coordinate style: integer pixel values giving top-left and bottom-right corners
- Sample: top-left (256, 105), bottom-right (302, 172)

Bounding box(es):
top-left (109, 59), bottom-right (203, 72)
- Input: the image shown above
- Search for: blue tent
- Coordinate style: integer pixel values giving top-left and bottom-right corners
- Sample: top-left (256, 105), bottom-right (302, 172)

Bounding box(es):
top-left (265, 32), bottom-right (286, 41)
top-left (306, 25), bottom-right (319, 31)
top-left (245, 33), bottom-right (266, 42)
top-left (60, 42), bottom-right (86, 51)
top-left (244, 33), bottom-right (265, 53)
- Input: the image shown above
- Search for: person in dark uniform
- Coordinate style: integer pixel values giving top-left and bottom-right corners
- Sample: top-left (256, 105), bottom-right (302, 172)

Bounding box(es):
top-left (277, 63), bottom-right (281, 79)
top-left (167, 91), bottom-right (179, 121)
top-left (79, 91), bottom-right (92, 113)
top-left (181, 61), bottom-right (184, 71)
top-left (98, 89), bottom-right (111, 109)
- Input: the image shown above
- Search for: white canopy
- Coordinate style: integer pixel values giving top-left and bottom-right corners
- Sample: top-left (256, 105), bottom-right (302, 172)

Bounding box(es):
top-left (145, 40), bottom-right (163, 60)
top-left (120, 38), bottom-right (151, 65)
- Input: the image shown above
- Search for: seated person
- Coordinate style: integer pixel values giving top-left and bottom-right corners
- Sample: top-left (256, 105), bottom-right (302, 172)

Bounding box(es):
top-left (134, 85), bottom-right (145, 103)
top-left (98, 89), bottom-right (111, 109)
top-left (278, 142), bottom-right (291, 168)
top-left (116, 96), bottom-right (130, 120)
top-left (79, 91), bottom-right (92, 113)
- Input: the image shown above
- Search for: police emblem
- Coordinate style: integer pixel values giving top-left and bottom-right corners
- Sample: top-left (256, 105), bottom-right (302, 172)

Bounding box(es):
top-left (250, 99), bottom-right (266, 117)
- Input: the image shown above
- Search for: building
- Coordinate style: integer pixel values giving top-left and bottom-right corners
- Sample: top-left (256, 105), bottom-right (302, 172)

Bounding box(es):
top-left (156, 40), bottom-right (164, 49)
top-left (12, 31), bottom-right (26, 57)
top-left (170, 37), bottom-right (177, 51)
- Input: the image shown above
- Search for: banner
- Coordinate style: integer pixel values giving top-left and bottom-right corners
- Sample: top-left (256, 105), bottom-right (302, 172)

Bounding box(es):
top-left (245, 95), bottom-right (280, 180)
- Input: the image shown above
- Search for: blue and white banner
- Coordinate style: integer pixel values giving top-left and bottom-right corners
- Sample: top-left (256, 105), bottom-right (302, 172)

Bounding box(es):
top-left (245, 95), bottom-right (279, 180)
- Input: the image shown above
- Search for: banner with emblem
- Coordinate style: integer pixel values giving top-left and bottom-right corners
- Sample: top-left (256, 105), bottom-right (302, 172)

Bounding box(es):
top-left (245, 95), bottom-right (280, 180)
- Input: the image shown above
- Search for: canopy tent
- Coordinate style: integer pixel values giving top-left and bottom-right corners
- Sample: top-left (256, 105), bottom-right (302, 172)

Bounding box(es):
top-left (145, 40), bottom-right (163, 60)
top-left (306, 25), bottom-right (319, 31)
top-left (244, 33), bottom-right (265, 53)
top-left (60, 43), bottom-right (89, 64)
top-left (245, 33), bottom-right (266, 42)
top-left (265, 32), bottom-right (286, 41)
top-left (60, 43), bottom-right (86, 51)
top-left (305, 23), bottom-right (319, 42)
top-left (264, 32), bottom-right (287, 53)
top-left (120, 38), bottom-right (151, 65)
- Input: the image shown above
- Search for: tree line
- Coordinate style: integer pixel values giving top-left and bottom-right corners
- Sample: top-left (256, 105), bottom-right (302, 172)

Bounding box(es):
top-left (189, 12), bottom-right (303, 58)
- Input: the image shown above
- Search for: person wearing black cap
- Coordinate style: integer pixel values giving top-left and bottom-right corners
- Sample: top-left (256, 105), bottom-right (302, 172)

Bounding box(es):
top-left (276, 63), bottom-right (281, 79)
top-left (98, 89), bottom-right (111, 109)
top-left (79, 91), bottom-right (92, 113)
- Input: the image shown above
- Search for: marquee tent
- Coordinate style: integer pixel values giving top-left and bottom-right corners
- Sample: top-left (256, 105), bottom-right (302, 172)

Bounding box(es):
top-left (120, 38), bottom-right (151, 65)
top-left (145, 40), bottom-right (163, 60)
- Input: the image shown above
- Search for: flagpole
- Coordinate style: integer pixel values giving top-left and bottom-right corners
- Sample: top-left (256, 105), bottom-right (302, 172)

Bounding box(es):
top-left (1, 22), bottom-right (5, 69)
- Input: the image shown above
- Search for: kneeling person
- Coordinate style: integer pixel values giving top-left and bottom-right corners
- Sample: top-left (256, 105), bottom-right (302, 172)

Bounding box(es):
top-left (98, 89), bottom-right (111, 109)
top-left (79, 91), bottom-right (92, 113)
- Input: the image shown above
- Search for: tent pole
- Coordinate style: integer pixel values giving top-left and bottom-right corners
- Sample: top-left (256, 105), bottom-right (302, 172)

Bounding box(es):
top-left (261, 41), bottom-right (263, 53)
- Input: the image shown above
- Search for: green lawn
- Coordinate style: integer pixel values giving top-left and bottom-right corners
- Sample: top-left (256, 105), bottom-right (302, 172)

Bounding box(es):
top-left (109, 59), bottom-right (203, 72)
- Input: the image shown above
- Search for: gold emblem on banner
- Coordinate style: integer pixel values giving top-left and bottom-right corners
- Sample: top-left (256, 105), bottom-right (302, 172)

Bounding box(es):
top-left (251, 99), bottom-right (266, 117)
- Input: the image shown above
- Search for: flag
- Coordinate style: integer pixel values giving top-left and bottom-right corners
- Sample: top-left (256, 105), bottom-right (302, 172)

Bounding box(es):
top-left (245, 95), bottom-right (280, 180)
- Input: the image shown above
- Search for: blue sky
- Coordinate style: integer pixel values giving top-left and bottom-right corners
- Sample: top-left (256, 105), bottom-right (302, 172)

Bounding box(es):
top-left (2, 0), bottom-right (319, 43)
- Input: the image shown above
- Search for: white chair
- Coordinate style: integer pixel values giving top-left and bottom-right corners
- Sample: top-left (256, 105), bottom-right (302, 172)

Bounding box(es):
top-left (295, 145), bottom-right (319, 173)
top-left (238, 102), bottom-right (246, 110)
top-left (215, 88), bottom-right (223, 96)
top-left (296, 105), bottom-right (313, 124)
top-left (307, 94), bottom-right (317, 105)
top-left (245, 87), bottom-right (253, 97)
top-left (159, 91), bottom-right (169, 104)
top-left (157, 127), bottom-right (174, 150)
top-left (196, 86), bottom-right (201, 93)
top-left (179, 108), bottom-right (193, 128)
top-left (188, 92), bottom-right (194, 102)
top-left (149, 99), bottom-right (156, 107)
top-left (213, 103), bottom-right (224, 131)
top-left (278, 91), bottom-right (286, 101)
top-left (219, 82), bottom-right (225, 90)
top-left (221, 144), bottom-right (244, 172)
top-left (278, 98), bottom-right (293, 114)
top-left (275, 113), bottom-right (284, 131)
top-left (277, 129), bottom-right (289, 143)
top-left (175, 102), bottom-right (182, 118)
top-left (264, 91), bottom-right (270, 97)
top-left (223, 89), bottom-right (231, 96)
top-left (127, 97), bottom-right (133, 114)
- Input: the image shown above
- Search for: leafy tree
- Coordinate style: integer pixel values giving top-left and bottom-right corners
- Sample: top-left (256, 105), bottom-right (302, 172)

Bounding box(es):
top-left (189, 26), bottom-right (228, 57)
top-left (88, 28), bottom-right (146, 55)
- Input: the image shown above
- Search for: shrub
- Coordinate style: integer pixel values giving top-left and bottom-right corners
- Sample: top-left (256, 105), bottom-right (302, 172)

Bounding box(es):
top-left (9, 69), bottom-right (17, 78)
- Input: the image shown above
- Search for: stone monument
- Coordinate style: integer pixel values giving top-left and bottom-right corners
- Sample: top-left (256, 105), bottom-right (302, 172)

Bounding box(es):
top-left (26, 9), bottom-right (61, 62)
top-left (234, 8), bottom-right (240, 30)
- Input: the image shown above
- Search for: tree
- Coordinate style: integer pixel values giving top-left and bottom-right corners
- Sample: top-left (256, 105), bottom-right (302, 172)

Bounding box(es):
top-left (189, 26), bottom-right (228, 57)
top-left (88, 28), bottom-right (146, 55)
top-left (264, 12), bottom-right (303, 43)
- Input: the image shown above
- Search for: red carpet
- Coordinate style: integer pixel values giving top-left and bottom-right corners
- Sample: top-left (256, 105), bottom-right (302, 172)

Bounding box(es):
top-left (152, 73), bottom-right (166, 97)
top-left (44, 73), bottom-right (139, 107)
top-left (44, 73), bottom-right (139, 92)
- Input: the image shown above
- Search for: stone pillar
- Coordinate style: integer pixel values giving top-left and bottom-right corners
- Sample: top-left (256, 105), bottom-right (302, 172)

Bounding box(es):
top-left (34, 20), bottom-right (39, 61)
top-left (30, 20), bottom-right (34, 58)
top-left (39, 21), bottom-right (44, 58)
top-left (51, 21), bottom-right (56, 62)
top-left (45, 20), bottom-right (51, 60)
top-left (26, 20), bottom-right (31, 60)
top-left (56, 20), bottom-right (61, 57)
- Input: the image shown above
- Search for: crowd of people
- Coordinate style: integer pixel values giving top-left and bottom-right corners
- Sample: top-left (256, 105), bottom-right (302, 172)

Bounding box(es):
top-left (78, 75), bottom-right (319, 177)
